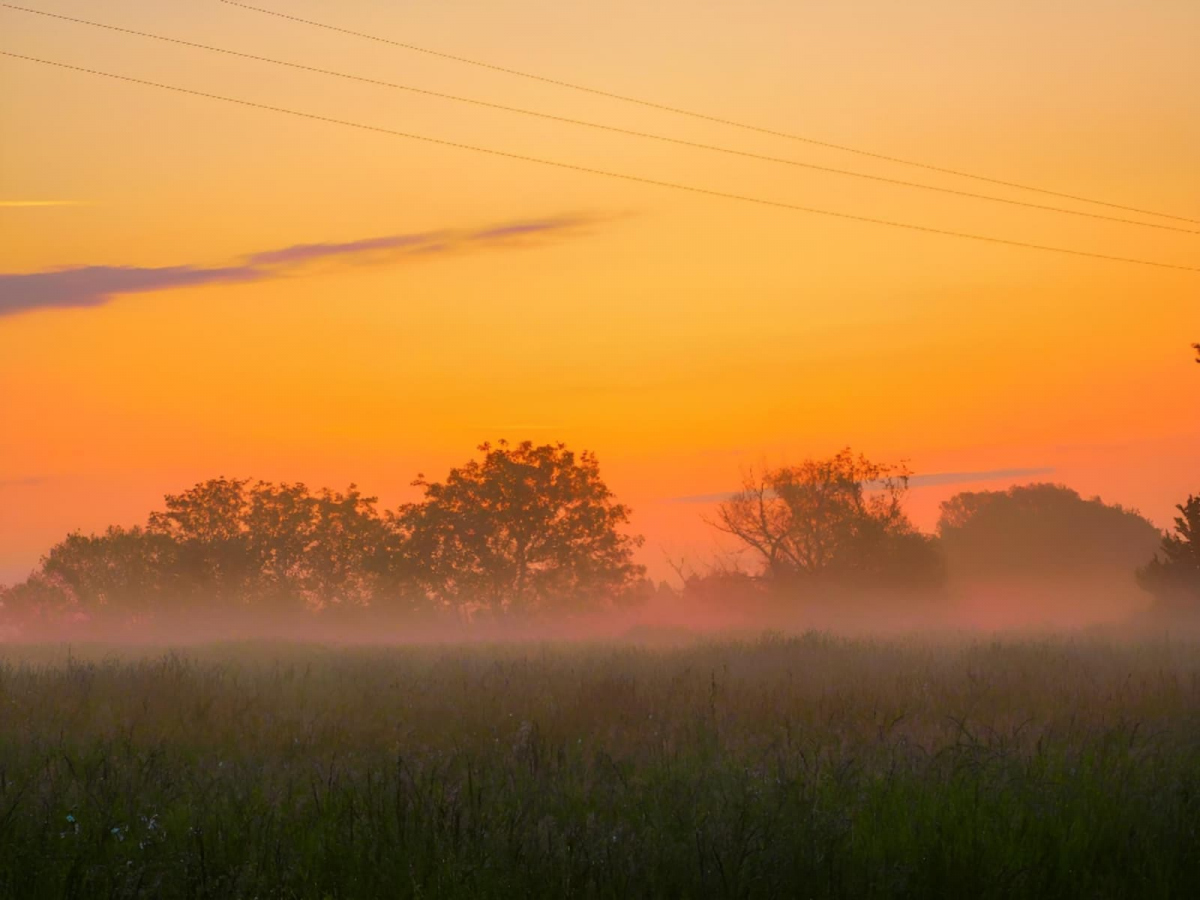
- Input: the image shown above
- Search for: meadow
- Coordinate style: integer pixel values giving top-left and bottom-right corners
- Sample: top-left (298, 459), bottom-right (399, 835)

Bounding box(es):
top-left (2, 633), bottom-right (1199, 898)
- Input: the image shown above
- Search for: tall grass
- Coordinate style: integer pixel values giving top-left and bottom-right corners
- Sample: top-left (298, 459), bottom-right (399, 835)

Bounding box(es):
top-left (1, 635), bottom-right (1199, 898)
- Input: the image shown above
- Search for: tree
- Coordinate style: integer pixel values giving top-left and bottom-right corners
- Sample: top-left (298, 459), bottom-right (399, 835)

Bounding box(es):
top-left (41, 526), bottom-right (178, 621)
top-left (937, 483), bottom-right (1161, 581)
top-left (395, 441), bottom-right (645, 616)
top-left (242, 481), bottom-right (322, 610)
top-left (3, 475), bottom-right (432, 630)
top-left (1137, 495), bottom-right (1200, 609)
top-left (711, 448), bottom-right (942, 590)
top-left (147, 477), bottom-right (259, 607)
top-left (149, 478), bottom-right (412, 615)
top-left (297, 486), bottom-right (413, 616)
top-left (0, 571), bottom-right (80, 633)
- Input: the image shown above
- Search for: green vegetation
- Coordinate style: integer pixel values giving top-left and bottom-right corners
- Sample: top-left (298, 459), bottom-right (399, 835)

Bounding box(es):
top-left (2, 635), bottom-right (1200, 898)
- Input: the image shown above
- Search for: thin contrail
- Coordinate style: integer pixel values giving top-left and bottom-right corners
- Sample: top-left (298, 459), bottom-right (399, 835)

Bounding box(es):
top-left (0, 200), bottom-right (88, 207)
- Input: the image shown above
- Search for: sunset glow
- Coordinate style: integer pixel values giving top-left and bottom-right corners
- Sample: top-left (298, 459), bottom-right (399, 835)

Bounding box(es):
top-left (2, 0), bottom-right (1197, 585)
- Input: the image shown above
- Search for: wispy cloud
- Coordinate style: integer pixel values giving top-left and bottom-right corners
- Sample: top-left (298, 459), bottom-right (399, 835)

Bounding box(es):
top-left (1, 265), bottom-right (263, 316)
top-left (0, 200), bottom-right (89, 208)
top-left (670, 492), bottom-right (744, 504)
top-left (901, 467), bottom-right (1055, 488)
top-left (471, 219), bottom-right (577, 241)
top-left (0, 475), bottom-right (52, 489)
top-left (0, 214), bottom-right (596, 318)
top-left (668, 467), bottom-right (1056, 503)
top-left (246, 233), bottom-right (436, 267)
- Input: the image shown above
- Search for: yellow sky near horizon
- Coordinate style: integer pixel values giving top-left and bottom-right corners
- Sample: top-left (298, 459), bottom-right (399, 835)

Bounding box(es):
top-left (1, 0), bottom-right (1198, 583)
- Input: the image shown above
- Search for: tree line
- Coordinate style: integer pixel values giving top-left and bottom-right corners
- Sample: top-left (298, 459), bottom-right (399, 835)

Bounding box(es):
top-left (1, 440), bottom-right (1197, 635)
top-left (0, 442), bottom-right (644, 632)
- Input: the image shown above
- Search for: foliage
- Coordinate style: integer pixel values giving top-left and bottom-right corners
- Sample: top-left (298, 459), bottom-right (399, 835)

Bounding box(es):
top-left (42, 526), bottom-right (179, 620)
top-left (937, 483), bottom-right (1160, 581)
top-left (3, 479), bottom-right (412, 631)
top-left (1137, 494), bottom-right (1200, 609)
top-left (2, 637), bottom-right (1200, 898)
top-left (396, 441), bottom-right (645, 617)
top-left (711, 448), bottom-right (943, 592)
top-left (239, 481), bottom-right (406, 615)
top-left (0, 571), bottom-right (80, 627)
top-left (0, 442), bottom-right (644, 632)
top-left (147, 477), bottom-right (412, 615)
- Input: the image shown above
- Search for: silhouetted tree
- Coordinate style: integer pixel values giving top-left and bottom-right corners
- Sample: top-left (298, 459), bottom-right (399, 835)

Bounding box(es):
top-left (396, 441), bottom-right (645, 617)
top-left (242, 481), bottom-right (320, 607)
top-left (149, 478), bottom-right (411, 615)
top-left (41, 526), bottom-right (178, 621)
top-left (298, 486), bottom-right (415, 616)
top-left (711, 449), bottom-right (943, 591)
top-left (147, 477), bottom-right (259, 608)
top-left (0, 571), bottom-right (79, 632)
top-left (1, 477), bottom-right (420, 630)
top-left (1137, 495), bottom-right (1200, 610)
top-left (938, 483), bottom-right (1160, 582)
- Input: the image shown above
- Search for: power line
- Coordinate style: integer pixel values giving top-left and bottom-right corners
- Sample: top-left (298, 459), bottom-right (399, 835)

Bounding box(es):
top-left (2, 51), bottom-right (1196, 274)
top-left (5, 4), bottom-right (1196, 237)
top-left (216, 0), bottom-right (1200, 228)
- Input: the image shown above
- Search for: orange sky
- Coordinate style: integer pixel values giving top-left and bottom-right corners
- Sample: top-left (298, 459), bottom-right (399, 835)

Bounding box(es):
top-left (2, 0), bottom-right (1198, 584)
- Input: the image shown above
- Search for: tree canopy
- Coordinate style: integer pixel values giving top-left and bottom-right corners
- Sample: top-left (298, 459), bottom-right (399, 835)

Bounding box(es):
top-left (711, 448), bottom-right (943, 592)
top-left (937, 483), bottom-right (1160, 581)
top-left (0, 442), bottom-right (646, 634)
top-left (396, 441), bottom-right (645, 617)
top-left (143, 478), bottom-right (405, 615)
top-left (1137, 495), bottom-right (1200, 609)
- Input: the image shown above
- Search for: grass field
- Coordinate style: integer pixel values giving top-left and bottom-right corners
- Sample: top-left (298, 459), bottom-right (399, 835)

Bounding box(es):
top-left (2, 634), bottom-right (1199, 898)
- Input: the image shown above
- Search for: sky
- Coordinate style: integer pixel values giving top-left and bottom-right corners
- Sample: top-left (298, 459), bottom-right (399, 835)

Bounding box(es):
top-left (1, 0), bottom-right (1198, 585)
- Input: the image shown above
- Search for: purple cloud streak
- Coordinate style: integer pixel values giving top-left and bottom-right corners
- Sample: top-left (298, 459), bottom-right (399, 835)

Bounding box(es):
top-left (0, 215), bottom-right (592, 318)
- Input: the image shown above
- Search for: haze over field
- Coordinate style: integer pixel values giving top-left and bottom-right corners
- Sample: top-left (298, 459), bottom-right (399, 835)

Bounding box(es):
top-left (5, 5), bottom-right (1200, 895)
